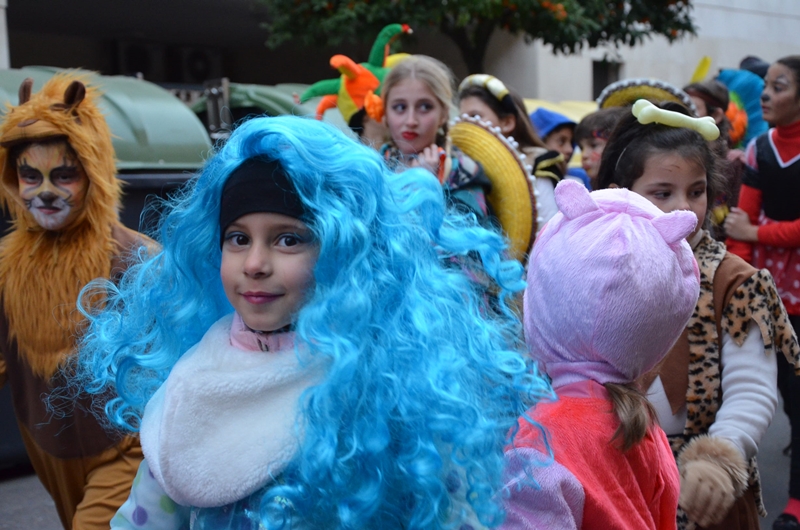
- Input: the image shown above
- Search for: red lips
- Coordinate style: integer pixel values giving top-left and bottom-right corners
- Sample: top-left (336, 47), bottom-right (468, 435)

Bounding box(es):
top-left (401, 131), bottom-right (418, 141)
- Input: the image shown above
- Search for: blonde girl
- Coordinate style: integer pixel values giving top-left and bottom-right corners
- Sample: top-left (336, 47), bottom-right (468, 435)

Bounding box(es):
top-left (373, 55), bottom-right (493, 226)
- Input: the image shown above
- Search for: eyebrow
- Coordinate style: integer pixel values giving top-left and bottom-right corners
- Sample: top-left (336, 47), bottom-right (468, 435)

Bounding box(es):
top-left (642, 181), bottom-right (674, 188)
top-left (18, 161), bottom-right (78, 170)
top-left (644, 179), bottom-right (705, 188)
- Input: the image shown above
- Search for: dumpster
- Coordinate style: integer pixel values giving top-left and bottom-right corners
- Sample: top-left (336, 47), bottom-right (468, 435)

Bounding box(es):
top-left (0, 66), bottom-right (211, 471)
top-left (191, 79), bottom-right (349, 138)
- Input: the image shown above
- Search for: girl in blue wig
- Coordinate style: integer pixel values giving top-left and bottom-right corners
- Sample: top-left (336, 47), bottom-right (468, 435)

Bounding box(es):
top-left (75, 115), bottom-right (550, 529)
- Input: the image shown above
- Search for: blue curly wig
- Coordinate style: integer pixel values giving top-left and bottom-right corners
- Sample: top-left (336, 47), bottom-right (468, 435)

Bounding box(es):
top-left (77, 116), bottom-right (551, 529)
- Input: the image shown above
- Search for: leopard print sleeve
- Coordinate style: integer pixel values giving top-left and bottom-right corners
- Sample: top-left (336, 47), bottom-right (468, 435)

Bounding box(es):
top-left (721, 268), bottom-right (800, 371)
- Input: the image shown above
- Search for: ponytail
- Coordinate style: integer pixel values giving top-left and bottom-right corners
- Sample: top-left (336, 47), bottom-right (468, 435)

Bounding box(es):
top-left (603, 382), bottom-right (656, 452)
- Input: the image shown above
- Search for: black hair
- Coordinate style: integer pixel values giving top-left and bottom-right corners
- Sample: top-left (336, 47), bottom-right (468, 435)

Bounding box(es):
top-left (595, 101), bottom-right (725, 225)
top-left (574, 107), bottom-right (628, 144)
top-left (348, 108), bottom-right (367, 133)
top-left (776, 55), bottom-right (800, 101)
top-left (683, 80), bottom-right (732, 149)
top-left (458, 85), bottom-right (546, 149)
top-left (740, 56), bottom-right (770, 78)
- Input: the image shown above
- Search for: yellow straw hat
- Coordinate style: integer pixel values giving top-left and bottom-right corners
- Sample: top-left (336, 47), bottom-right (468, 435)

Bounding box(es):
top-left (596, 78), bottom-right (697, 115)
top-left (449, 115), bottom-right (535, 261)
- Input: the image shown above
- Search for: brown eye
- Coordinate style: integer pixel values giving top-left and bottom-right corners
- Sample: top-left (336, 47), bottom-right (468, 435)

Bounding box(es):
top-left (52, 169), bottom-right (79, 184)
top-left (224, 232), bottom-right (250, 247)
top-left (18, 169), bottom-right (41, 183)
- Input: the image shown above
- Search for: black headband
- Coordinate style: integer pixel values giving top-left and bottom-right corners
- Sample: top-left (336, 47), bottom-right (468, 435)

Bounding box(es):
top-left (219, 157), bottom-right (307, 234)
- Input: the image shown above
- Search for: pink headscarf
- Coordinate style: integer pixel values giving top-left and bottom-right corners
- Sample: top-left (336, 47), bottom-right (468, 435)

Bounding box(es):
top-left (524, 179), bottom-right (700, 388)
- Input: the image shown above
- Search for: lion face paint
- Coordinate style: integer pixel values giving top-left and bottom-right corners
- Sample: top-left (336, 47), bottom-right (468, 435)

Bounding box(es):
top-left (17, 141), bottom-right (88, 231)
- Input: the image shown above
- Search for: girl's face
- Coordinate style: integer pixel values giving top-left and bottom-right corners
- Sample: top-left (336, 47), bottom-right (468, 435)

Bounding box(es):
top-left (544, 126), bottom-right (574, 162)
top-left (17, 141), bottom-right (89, 231)
top-left (384, 78), bottom-right (448, 155)
top-left (579, 137), bottom-right (608, 181)
top-left (630, 151), bottom-right (707, 239)
top-left (221, 212), bottom-right (318, 332)
top-left (458, 96), bottom-right (515, 135)
top-left (761, 63), bottom-right (800, 127)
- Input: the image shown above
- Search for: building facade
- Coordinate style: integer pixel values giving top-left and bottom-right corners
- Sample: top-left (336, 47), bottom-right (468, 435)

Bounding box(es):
top-left (1, 1), bottom-right (799, 103)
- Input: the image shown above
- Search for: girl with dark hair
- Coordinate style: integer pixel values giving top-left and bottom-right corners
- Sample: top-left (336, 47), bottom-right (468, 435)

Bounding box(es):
top-left (457, 74), bottom-right (566, 233)
top-left (573, 106), bottom-right (628, 189)
top-left (74, 116), bottom-right (550, 529)
top-left (598, 100), bottom-right (799, 530)
top-left (724, 55), bottom-right (800, 530)
top-left (457, 77), bottom-right (546, 151)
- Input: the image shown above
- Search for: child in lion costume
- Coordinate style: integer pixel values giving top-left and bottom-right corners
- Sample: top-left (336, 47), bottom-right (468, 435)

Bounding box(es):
top-left (0, 73), bottom-right (151, 530)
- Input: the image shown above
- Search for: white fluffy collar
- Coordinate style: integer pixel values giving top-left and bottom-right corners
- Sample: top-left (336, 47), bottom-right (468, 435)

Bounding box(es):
top-left (140, 313), bottom-right (325, 508)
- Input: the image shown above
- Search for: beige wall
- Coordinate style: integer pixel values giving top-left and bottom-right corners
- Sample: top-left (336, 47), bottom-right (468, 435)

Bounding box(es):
top-left (482, 0), bottom-right (800, 101)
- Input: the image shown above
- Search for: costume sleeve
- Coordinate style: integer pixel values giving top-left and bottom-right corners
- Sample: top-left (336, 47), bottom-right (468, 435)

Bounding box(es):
top-left (707, 324), bottom-right (777, 460)
top-left (499, 448), bottom-right (584, 530)
top-left (533, 177), bottom-right (558, 235)
top-left (446, 150), bottom-right (494, 229)
top-left (110, 459), bottom-right (190, 530)
top-left (757, 218), bottom-right (800, 248)
top-left (721, 268), bottom-right (800, 372)
top-left (726, 184), bottom-right (762, 262)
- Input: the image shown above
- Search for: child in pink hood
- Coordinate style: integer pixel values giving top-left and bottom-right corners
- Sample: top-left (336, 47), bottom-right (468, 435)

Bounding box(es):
top-left (501, 179), bottom-right (700, 530)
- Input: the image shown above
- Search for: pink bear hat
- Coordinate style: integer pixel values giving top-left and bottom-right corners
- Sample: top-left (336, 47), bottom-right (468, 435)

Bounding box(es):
top-left (524, 179), bottom-right (700, 388)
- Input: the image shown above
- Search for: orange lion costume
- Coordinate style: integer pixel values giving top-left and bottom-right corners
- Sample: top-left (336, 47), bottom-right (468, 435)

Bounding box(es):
top-left (0, 73), bottom-right (150, 530)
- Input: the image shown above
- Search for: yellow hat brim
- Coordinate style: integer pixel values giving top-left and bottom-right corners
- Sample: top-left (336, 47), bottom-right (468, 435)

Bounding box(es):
top-left (449, 119), bottom-right (535, 261)
top-left (597, 79), bottom-right (696, 114)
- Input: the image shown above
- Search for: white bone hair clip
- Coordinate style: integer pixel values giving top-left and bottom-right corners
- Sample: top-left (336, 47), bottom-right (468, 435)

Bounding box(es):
top-left (632, 99), bottom-right (720, 141)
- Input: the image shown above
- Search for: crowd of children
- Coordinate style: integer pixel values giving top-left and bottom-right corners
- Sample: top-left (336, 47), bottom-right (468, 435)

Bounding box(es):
top-left (1, 26), bottom-right (799, 530)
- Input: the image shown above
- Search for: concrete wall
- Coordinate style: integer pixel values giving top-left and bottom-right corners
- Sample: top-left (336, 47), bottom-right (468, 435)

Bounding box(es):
top-left (483, 0), bottom-right (800, 101)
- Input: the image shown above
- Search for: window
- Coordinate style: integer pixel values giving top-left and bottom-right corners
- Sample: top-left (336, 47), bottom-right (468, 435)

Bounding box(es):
top-left (593, 60), bottom-right (622, 100)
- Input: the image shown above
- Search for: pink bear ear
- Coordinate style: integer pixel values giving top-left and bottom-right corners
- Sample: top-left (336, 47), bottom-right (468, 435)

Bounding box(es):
top-left (651, 210), bottom-right (698, 245)
top-left (554, 179), bottom-right (598, 220)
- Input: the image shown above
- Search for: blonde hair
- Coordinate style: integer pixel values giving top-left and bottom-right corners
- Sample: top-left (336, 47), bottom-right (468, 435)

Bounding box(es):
top-left (381, 55), bottom-right (454, 145)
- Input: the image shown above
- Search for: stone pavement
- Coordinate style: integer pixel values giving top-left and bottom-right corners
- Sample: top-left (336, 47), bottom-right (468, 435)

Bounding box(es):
top-left (0, 467), bottom-right (60, 530)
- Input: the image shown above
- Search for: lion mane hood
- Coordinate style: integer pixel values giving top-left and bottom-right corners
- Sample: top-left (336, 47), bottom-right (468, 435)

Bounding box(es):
top-left (0, 73), bottom-right (127, 379)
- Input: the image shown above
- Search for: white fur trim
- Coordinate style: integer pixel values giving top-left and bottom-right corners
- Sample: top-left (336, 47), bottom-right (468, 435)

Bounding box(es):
top-left (140, 314), bottom-right (325, 507)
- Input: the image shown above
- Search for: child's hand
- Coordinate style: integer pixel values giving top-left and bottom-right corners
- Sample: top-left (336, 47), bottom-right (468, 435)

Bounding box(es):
top-left (409, 144), bottom-right (441, 175)
top-left (724, 207), bottom-right (759, 242)
top-left (677, 435), bottom-right (748, 527)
